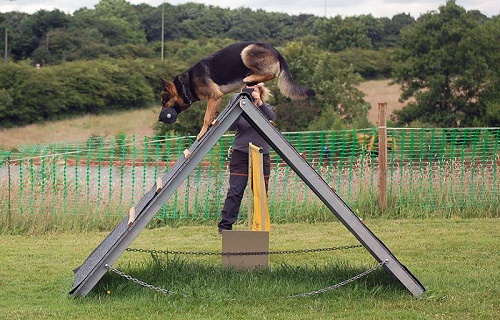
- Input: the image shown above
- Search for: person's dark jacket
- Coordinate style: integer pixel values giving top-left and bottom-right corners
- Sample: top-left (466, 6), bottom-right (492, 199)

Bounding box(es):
top-left (228, 94), bottom-right (276, 154)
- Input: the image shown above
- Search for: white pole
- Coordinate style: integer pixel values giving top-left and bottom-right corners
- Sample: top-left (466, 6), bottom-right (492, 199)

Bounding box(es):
top-left (4, 28), bottom-right (7, 63)
top-left (161, 1), bottom-right (164, 61)
top-left (2, 0), bottom-right (18, 63)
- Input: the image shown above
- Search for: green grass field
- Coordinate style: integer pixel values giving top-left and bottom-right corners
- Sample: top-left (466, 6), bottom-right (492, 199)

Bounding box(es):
top-left (1, 219), bottom-right (498, 319)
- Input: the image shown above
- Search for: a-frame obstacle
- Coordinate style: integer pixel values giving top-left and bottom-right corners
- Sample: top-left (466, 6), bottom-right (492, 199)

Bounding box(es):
top-left (70, 94), bottom-right (425, 297)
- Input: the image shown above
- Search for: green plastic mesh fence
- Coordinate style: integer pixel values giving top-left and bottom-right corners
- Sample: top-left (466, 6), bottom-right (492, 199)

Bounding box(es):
top-left (1, 128), bottom-right (499, 221)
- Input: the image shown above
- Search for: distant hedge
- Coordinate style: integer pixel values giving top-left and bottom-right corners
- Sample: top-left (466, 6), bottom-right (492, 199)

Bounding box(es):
top-left (0, 58), bottom-right (184, 127)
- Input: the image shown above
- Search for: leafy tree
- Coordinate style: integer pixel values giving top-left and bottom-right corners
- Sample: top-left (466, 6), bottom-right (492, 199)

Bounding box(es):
top-left (392, 0), bottom-right (494, 127)
top-left (308, 63), bottom-right (370, 130)
top-left (0, 12), bottom-right (28, 62)
top-left (467, 16), bottom-right (500, 126)
top-left (317, 16), bottom-right (372, 52)
top-left (337, 48), bottom-right (393, 79)
top-left (176, 3), bottom-right (227, 39)
top-left (381, 13), bottom-right (415, 47)
top-left (3, 2), bottom-right (410, 77)
top-left (225, 8), bottom-right (271, 41)
top-left (275, 42), bottom-right (370, 131)
top-left (31, 28), bottom-right (80, 64)
top-left (358, 14), bottom-right (385, 49)
top-left (261, 11), bottom-right (295, 42)
top-left (138, 3), bottom-right (183, 42)
top-left (80, 0), bottom-right (146, 45)
top-left (290, 14), bottom-right (319, 40)
top-left (10, 9), bottom-right (69, 61)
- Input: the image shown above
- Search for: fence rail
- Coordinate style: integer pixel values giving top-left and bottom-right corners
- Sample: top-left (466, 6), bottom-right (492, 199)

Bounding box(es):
top-left (1, 128), bottom-right (499, 222)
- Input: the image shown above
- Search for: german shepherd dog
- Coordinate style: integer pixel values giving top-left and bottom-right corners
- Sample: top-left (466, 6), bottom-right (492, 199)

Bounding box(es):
top-left (158, 41), bottom-right (315, 140)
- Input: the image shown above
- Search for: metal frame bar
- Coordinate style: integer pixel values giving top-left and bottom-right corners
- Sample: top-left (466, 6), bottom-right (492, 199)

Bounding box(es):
top-left (70, 94), bottom-right (425, 297)
top-left (70, 97), bottom-right (243, 297)
top-left (239, 98), bottom-right (425, 296)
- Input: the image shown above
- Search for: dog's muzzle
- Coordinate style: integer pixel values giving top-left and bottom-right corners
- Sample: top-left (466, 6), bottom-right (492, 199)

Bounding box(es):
top-left (159, 108), bottom-right (178, 124)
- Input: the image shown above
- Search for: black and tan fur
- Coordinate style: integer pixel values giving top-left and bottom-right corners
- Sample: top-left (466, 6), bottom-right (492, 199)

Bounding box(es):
top-left (158, 41), bottom-right (315, 140)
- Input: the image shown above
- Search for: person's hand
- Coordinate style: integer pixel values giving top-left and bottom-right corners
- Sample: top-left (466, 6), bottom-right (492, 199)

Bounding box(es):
top-left (251, 87), bottom-right (263, 106)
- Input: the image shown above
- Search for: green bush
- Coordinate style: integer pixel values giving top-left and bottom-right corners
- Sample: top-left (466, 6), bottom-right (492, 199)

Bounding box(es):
top-left (0, 58), bottom-right (165, 126)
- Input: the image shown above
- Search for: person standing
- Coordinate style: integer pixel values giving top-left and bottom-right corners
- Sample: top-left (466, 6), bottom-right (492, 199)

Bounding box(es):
top-left (218, 83), bottom-right (276, 235)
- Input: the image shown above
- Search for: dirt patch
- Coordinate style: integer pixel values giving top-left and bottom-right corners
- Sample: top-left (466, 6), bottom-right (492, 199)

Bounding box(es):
top-left (358, 79), bottom-right (408, 125)
top-left (0, 108), bottom-right (157, 150)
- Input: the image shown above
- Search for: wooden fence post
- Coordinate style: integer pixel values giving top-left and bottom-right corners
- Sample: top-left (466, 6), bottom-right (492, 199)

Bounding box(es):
top-left (378, 103), bottom-right (388, 210)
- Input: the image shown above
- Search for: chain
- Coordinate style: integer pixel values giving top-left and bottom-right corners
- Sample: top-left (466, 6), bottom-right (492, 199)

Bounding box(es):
top-left (106, 251), bottom-right (385, 298)
top-left (104, 264), bottom-right (186, 297)
top-left (290, 259), bottom-right (388, 298)
top-left (125, 244), bottom-right (363, 257)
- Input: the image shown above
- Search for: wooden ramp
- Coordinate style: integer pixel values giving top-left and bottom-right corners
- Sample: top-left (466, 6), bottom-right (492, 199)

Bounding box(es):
top-left (70, 94), bottom-right (425, 297)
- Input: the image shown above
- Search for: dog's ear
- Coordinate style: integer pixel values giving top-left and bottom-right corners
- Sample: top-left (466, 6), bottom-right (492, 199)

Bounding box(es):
top-left (158, 77), bottom-right (169, 90)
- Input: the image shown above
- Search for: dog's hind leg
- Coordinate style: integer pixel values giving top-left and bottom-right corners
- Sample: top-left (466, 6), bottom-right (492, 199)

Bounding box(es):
top-left (241, 44), bottom-right (281, 85)
top-left (197, 97), bottom-right (223, 141)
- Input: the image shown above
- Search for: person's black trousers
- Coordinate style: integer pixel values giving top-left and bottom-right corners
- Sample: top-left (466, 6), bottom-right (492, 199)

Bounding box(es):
top-left (218, 149), bottom-right (270, 232)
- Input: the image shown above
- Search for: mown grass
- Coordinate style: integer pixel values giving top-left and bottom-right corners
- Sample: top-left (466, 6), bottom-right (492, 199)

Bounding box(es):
top-left (0, 219), bottom-right (498, 319)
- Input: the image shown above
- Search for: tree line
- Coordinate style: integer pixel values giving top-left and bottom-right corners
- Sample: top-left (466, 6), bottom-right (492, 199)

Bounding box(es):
top-left (0, 0), bottom-right (414, 65)
top-left (0, 0), bottom-right (498, 133)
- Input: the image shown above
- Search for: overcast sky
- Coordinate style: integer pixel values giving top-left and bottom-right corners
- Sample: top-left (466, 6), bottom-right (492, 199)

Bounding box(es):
top-left (0, 0), bottom-right (498, 18)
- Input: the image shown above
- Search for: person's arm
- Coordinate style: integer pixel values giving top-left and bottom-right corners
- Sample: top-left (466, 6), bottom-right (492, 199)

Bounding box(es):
top-left (250, 86), bottom-right (276, 121)
top-left (259, 102), bottom-right (276, 121)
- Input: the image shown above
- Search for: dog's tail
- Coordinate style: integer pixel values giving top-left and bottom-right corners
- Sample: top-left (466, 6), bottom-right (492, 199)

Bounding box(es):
top-left (277, 54), bottom-right (315, 100)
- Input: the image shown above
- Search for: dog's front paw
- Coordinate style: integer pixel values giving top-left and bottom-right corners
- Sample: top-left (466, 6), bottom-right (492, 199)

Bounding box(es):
top-left (242, 77), bottom-right (253, 84)
top-left (196, 127), bottom-right (208, 141)
top-left (243, 78), bottom-right (258, 87)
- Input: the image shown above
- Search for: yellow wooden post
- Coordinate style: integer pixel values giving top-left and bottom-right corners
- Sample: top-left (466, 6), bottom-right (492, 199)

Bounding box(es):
top-left (247, 149), bottom-right (252, 230)
top-left (249, 143), bottom-right (270, 231)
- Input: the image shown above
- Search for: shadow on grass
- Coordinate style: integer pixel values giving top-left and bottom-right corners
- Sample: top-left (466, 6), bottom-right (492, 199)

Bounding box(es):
top-left (92, 254), bottom-right (407, 300)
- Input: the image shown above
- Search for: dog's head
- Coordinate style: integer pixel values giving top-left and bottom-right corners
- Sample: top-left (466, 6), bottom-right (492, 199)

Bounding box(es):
top-left (158, 77), bottom-right (185, 124)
